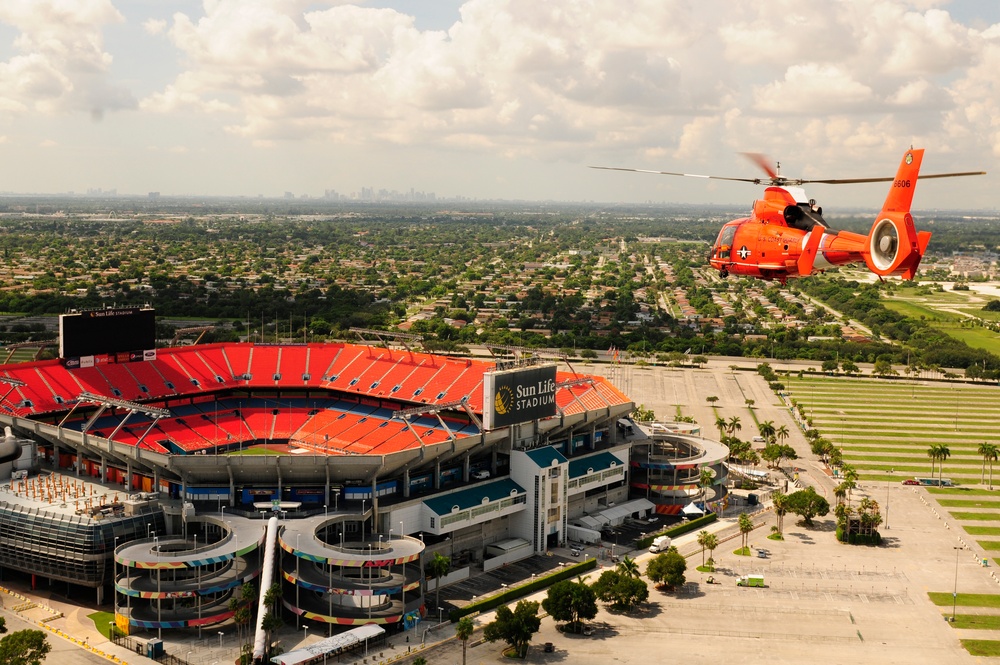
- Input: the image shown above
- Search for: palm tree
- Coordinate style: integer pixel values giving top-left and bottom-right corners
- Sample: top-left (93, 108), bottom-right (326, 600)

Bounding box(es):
top-left (738, 512), bottom-right (754, 552)
top-left (428, 552), bottom-right (451, 611)
top-left (927, 445), bottom-right (939, 479)
top-left (698, 467), bottom-right (714, 504)
top-left (979, 442), bottom-right (997, 485)
top-left (714, 416), bottom-right (727, 439)
top-left (772, 490), bottom-right (788, 536)
top-left (758, 420), bottom-right (776, 443)
top-left (697, 530), bottom-right (711, 567)
top-left (727, 416), bottom-right (742, 438)
top-left (937, 444), bottom-right (951, 486)
top-left (775, 424), bottom-right (789, 445)
top-left (456, 616), bottom-right (475, 665)
top-left (985, 443), bottom-right (999, 490)
top-left (617, 555), bottom-right (640, 578)
top-left (703, 532), bottom-right (718, 570)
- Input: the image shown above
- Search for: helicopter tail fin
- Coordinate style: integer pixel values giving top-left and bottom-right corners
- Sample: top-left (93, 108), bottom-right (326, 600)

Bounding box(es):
top-left (862, 148), bottom-right (929, 279)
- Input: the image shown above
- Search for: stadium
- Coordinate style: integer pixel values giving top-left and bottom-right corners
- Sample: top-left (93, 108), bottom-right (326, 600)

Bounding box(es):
top-left (0, 306), bottom-right (725, 647)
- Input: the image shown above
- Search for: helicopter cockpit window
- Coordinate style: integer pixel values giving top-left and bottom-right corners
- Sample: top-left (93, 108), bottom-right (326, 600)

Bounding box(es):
top-left (716, 226), bottom-right (737, 259)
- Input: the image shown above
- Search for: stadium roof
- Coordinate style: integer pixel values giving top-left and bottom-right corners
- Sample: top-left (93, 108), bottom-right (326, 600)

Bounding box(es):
top-left (567, 451), bottom-right (622, 479)
top-left (524, 446), bottom-right (568, 468)
top-left (423, 478), bottom-right (526, 516)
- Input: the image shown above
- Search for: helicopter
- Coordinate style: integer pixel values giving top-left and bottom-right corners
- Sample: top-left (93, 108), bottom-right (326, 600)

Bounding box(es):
top-left (593, 149), bottom-right (985, 283)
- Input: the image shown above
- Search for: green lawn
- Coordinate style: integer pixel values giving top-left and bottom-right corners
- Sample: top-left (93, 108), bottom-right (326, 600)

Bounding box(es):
top-left (930, 488), bottom-right (999, 496)
top-left (226, 447), bottom-right (290, 456)
top-left (929, 592), bottom-right (1000, 608)
top-left (961, 640), bottom-right (1000, 657)
top-left (88, 611), bottom-right (116, 638)
top-left (937, 500), bottom-right (1000, 508)
top-left (951, 512), bottom-right (1000, 521)
top-left (949, 615), bottom-right (1000, 630)
top-left (963, 526), bottom-right (1000, 536)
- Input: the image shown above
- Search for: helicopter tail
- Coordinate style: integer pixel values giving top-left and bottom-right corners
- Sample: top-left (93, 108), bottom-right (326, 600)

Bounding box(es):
top-left (862, 148), bottom-right (931, 280)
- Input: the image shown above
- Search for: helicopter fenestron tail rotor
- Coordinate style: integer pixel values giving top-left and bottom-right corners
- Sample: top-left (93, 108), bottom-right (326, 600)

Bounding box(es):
top-left (869, 218), bottom-right (901, 272)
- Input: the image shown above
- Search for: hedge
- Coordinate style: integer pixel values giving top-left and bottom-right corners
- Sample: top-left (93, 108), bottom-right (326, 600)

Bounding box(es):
top-left (447, 557), bottom-right (598, 622)
top-left (635, 512), bottom-right (718, 550)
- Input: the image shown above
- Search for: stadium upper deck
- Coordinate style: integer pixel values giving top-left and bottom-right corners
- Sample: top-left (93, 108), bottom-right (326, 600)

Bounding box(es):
top-left (0, 343), bottom-right (631, 461)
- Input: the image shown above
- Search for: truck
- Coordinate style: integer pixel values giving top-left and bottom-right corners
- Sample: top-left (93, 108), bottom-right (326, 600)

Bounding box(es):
top-left (648, 535), bottom-right (672, 553)
top-left (736, 574), bottom-right (765, 588)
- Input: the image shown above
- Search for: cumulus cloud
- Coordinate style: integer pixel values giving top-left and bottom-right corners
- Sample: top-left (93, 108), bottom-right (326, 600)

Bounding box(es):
top-left (126, 0), bottom-right (998, 178)
top-left (0, 0), bottom-right (135, 117)
top-left (143, 18), bottom-right (167, 35)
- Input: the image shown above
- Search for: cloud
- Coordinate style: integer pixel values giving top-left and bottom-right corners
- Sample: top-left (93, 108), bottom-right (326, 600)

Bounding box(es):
top-left (143, 18), bottom-right (167, 36)
top-left (0, 0), bottom-right (135, 117)
top-left (124, 0), bottom-right (999, 182)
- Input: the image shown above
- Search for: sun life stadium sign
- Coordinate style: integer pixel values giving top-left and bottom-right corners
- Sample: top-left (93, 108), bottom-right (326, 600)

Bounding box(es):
top-left (482, 364), bottom-right (558, 430)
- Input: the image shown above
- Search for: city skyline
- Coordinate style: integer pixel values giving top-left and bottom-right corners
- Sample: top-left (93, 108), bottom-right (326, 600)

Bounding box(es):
top-left (0, 1), bottom-right (998, 209)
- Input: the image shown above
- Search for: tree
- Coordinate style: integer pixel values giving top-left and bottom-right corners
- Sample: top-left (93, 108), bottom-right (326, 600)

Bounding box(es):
top-left (785, 487), bottom-right (831, 526)
top-left (427, 552), bottom-right (451, 611)
top-left (714, 416), bottom-right (727, 439)
top-left (937, 443), bottom-right (951, 486)
top-left (616, 555), bottom-right (640, 579)
top-left (738, 512), bottom-right (754, 551)
top-left (745, 398), bottom-right (755, 409)
top-left (646, 549), bottom-right (686, 590)
top-left (592, 569), bottom-right (648, 611)
top-left (697, 529), bottom-right (711, 567)
top-left (706, 395), bottom-right (719, 406)
top-left (542, 578), bottom-right (597, 633)
top-left (772, 490), bottom-right (789, 537)
top-left (979, 442), bottom-right (995, 484)
top-left (456, 616), bottom-right (475, 665)
top-left (698, 467), bottom-right (714, 502)
top-left (758, 420), bottom-right (776, 443)
top-left (927, 444), bottom-right (939, 479)
top-left (702, 532), bottom-right (718, 570)
top-left (727, 416), bottom-right (742, 437)
top-left (984, 443), bottom-right (999, 490)
top-left (775, 424), bottom-right (790, 445)
top-left (0, 630), bottom-right (50, 665)
top-left (483, 600), bottom-right (542, 658)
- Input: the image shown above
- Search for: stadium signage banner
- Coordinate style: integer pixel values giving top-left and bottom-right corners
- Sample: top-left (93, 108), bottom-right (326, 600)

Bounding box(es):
top-left (483, 364), bottom-right (558, 430)
top-left (59, 307), bottom-right (156, 360)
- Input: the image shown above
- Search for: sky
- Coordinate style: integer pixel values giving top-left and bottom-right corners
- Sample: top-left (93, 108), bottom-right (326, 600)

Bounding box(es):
top-left (0, 0), bottom-right (999, 210)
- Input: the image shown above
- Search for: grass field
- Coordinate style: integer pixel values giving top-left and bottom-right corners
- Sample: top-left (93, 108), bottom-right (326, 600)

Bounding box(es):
top-left (928, 592), bottom-right (1000, 608)
top-left (226, 447), bottom-right (290, 456)
top-left (785, 373), bottom-right (1000, 556)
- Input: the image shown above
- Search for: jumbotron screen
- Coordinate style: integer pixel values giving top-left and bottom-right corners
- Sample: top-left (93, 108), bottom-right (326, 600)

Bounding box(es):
top-left (59, 308), bottom-right (156, 359)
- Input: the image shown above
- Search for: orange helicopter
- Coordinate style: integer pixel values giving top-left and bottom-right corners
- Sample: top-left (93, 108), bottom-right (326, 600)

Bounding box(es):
top-left (594, 149), bottom-right (985, 283)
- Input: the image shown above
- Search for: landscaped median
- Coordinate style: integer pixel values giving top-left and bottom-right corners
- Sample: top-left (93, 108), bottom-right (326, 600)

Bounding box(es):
top-left (635, 512), bottom-right (718, 551)
top-left (447, 558), bottom-right (598, 623)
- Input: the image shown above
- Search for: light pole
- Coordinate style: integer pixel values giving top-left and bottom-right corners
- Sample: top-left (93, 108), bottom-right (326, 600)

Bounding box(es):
top-left (954, 545), bottom-right (964, 621)
top-left (361, 499), bottom-right (366, 542)
top-left (296, 533), bottom-right (302, 629)
top-left (154, 535), bottom-right (161, 639)
top-left (218, 631), bottom-right (224, 648)
top-left (113, 536), bottom-right (119, 615)
top-left (303, 625), bottom-right (308, 643)
top-left (885, 468), bottom-right (893, 529)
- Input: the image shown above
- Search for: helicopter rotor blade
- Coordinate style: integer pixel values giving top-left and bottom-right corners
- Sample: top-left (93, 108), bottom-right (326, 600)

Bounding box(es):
top-left (798, 171), bottom-right (986, 185)
top-left (588, 166), bottom-right (760, 184)
top-left (741, 152), bottom-right (779, 180)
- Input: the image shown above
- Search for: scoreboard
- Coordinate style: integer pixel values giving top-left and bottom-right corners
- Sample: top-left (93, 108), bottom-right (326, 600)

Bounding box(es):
top-left (59, 307), bottom-right (156, 360)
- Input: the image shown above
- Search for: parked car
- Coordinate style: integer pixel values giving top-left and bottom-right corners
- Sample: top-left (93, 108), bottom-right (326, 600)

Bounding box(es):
top-left (570, 547), bottom-right (582, 557)
top-left (582, 626), bottom-right (594, 636)
top-left (901, 479), bottom-right (920, 486)
top-left (471, 469), bottom-right (491, 480)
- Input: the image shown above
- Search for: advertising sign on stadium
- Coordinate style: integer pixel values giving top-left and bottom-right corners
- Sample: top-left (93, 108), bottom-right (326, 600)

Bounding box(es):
top-left (482, 364), bottom-right (558, 430)
top-left (59, 307), bottom-right (156, 360)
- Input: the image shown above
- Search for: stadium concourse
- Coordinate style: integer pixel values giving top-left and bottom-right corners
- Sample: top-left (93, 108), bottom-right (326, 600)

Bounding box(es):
top-left (0, 341), bottom-right (725, 641)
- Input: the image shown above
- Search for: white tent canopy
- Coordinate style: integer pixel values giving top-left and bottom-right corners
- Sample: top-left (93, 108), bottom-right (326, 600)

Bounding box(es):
top-left (270, 625), bottom-right (385, 665)
top-left (682, 502), bottom-right (705, 517)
